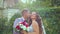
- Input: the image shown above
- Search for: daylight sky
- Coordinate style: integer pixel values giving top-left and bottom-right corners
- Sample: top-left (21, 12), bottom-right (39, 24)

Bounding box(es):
top-left (21, 0), bottom-right (36, 3)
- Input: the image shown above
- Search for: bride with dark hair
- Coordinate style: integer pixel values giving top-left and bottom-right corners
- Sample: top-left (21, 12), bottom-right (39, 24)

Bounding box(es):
top-left (28, 12), bottom-right (43, 34)
top-left (23, 12), bottom-right (43, 34)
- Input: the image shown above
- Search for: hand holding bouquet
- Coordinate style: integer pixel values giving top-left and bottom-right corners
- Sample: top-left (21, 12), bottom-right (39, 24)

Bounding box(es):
top-left (16, 21), bottom-right (29, 32)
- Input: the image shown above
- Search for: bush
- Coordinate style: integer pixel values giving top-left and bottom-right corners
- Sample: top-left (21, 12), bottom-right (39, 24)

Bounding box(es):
top-left (0, 17), bottom-right (8, 34)
top-left (0, 8), bottom-right (60, 34)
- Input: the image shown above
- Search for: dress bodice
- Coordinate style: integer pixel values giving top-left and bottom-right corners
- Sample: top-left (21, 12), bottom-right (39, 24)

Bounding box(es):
top-left (28, 24), bottom-right (33, 32)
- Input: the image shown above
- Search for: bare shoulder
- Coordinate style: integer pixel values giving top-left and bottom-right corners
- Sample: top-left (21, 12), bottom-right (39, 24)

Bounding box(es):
top-left (32, 21), bottom-right (39, 27)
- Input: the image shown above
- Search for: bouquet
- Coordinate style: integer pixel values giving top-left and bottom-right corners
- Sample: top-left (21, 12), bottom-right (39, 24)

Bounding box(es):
top-left (16, 21), bottom-right (29, 32)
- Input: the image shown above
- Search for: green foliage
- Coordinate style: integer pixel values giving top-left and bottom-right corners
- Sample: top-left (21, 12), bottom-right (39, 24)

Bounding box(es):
top-left (0, 8), bottom-right (60, 34)
top-left (0, 13), bottom-right (21, 34)
top-left (42, 8), bottom-right (60, 34)
top-left (0, 0), bottom-right (60, 34)
top-left (0, 17), bottom-right (8, 34)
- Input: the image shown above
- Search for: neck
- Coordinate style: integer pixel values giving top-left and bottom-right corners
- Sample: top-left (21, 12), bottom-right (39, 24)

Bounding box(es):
top-left (32, 19), bottom-right (36, 21)
top-left (23, 16), bottom-right (27, 20)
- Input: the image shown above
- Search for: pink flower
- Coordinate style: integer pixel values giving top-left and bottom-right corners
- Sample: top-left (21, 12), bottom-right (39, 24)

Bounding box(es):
top-left (16, 25), bottom-right (21, 30)
top-left (16, 21), bottom-right (29, 31)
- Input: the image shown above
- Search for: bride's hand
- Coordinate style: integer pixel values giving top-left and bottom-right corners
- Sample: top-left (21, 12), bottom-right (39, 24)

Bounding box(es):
top-left (21, 30), bottom-right (28, 34)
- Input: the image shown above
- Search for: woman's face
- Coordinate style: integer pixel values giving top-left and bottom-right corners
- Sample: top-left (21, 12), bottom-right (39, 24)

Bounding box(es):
top-left (31, 12), bottom-right (37, 20)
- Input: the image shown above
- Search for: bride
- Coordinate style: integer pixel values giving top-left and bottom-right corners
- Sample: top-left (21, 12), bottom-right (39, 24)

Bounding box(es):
top-left (23, 12), bottom-right (44, 34)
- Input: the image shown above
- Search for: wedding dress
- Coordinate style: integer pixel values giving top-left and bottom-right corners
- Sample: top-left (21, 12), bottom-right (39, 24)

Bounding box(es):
top-left (28, 21), bottom-right (46, 34)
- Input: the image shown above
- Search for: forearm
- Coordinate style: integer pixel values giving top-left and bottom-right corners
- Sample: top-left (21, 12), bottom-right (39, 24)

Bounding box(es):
top-left (28, 32), bottom-right (34, 34)
top-left (28, 32), bottom-right (39, 34)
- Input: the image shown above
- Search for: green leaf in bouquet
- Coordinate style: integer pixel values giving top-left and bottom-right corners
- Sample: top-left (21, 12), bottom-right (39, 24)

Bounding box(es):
top-left (26, 27), bottom-right (30, 32)
top-left (22, 26), bottom-right (27, 30)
